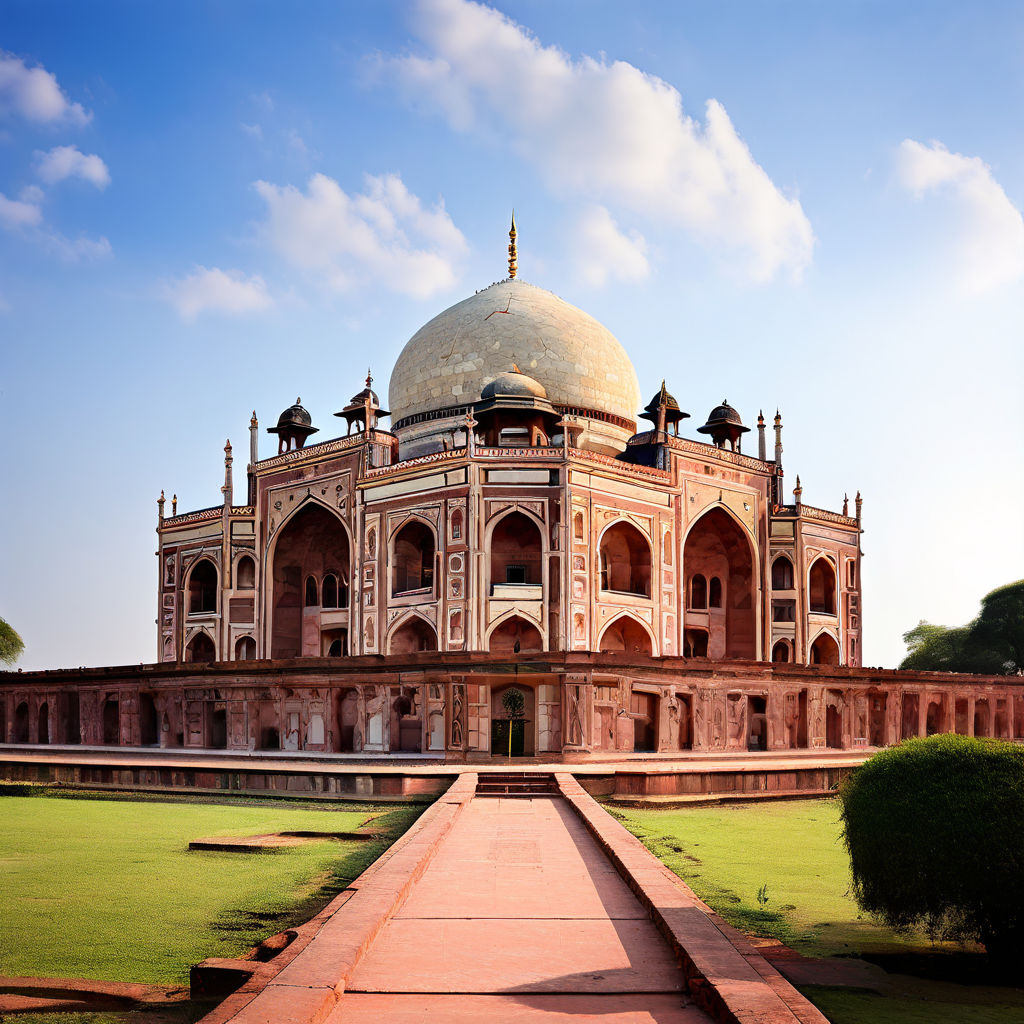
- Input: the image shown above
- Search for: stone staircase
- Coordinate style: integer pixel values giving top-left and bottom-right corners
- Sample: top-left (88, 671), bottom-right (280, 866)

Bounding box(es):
top-left (474, 772), bottom-right (557, 798)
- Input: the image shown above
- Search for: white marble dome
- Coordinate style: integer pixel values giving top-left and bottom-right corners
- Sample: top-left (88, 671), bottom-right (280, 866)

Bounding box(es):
top-left (388, 280), bottom-right (641, 429)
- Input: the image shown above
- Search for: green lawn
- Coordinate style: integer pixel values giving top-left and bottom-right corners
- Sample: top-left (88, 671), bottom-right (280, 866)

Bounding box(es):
top-left (607, 799), bottom-right (1024, 1023)
top-left (606, 797), bottom-right (931, 957)
top-left (0, 791), bottom-right (422, 986)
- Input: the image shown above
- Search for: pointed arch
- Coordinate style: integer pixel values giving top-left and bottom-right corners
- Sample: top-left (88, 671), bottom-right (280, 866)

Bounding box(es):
top-left (598, 612), bottom-right (656, 656)
top-left (597, 519), bottom-right (653, 597)
top-left (771, 554), bottom-right (795, 590)
top-left (186, 557), bottom-right (218, 614)
top-left (267, 498), bottom-right (351, 659)
top-left (486, 614), bottom-right (544, 653)
top-left (235, 554), bottom-right (256, 590)
top-left (185, 628), bottom-right (216, 663)
top-left (390, 516), bottom-right (437, 597)
top-left (808, 629), bottom-right (841, 666)
top-left (487, 508), bottom-right (544, 593)
top-left (386, 611), bottom-right (438, 654)
top-left (682, 504), bottom-right (758, 660)
top-left (808, 556), bottom-right (837, 615)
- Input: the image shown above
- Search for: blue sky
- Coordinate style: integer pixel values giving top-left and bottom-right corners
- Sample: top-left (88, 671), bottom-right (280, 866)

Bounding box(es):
top-left (2, 0), bottom-right (1022, 671)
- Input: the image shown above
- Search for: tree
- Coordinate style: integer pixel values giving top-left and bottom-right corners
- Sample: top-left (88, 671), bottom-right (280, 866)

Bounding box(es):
top-left (840, 734), bottom-right (1024, 966)
top-left (500, 687), bottom-right (525, 758)
top-left (0, 617), bottom-right (24, 666)
top-left (900, 579), bottom-right (1024, 674)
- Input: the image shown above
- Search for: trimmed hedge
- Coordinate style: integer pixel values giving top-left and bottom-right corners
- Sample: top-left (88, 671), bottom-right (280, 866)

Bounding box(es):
top-left (839, 733), bottom-right (1024, 964)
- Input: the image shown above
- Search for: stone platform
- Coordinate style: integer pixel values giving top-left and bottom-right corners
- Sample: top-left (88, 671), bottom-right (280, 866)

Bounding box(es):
top-left (0, 745), bottom-right (870, 803)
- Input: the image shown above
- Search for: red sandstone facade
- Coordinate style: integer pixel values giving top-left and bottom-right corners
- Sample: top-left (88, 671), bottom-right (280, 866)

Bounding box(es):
top-left (3, 264), bottom-right (1015, 760)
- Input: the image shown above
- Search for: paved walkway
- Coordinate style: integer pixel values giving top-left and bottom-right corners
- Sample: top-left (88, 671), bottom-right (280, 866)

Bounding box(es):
top-left (329, 796), bottom-right (711, 1023)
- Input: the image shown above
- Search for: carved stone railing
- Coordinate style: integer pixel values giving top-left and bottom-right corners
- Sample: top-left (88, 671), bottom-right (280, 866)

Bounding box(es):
top-left (652, 433), bottom-right (768, 473)
top-left (571, 448), bottom-right (670, 481)
top-left (799, 504), bottom-right (859, 528)
top-left (362, 446), bottom-right (467, 478)
top-left (161, 505), bottom-right (255, 529)
top-left (254, 433), bottom-right (373, 473)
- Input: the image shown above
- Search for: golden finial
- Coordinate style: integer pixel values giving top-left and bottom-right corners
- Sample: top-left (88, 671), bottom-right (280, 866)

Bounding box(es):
top-left (507, 210), bottom-right (517, 279)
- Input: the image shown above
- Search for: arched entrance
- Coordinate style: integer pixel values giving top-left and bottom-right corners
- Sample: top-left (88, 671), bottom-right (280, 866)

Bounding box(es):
top-left (683, 508), bottom-right (756, 659)
top-left (388, 616), bottom-right (438, 654)
top-left (772, 639), bottom-right (792, 662)
top-left (139, 693), bottom-right (158, 746)
top-left (271, 503), bottom-right (351, 659)
top-left (489, 511), bottom-right (543, 591)
top-left (13, 702), bottom-right (29, 743)
top-left (599, 615), bottom-right (654, 655)
top-left (488, 616), bottom-right (543, 653)
top-left (809, 633), bottom-right (840, 665)
top-left (185, 631), bottom-right (215, 663)
top-left (102, 699), bottom-right (120, 745)
top-left (599, 522), bottom-right (652, 597)
top-left (630, 690), bottom-right (658, 752)
top-left (491, 684), bottom-right (535, 756)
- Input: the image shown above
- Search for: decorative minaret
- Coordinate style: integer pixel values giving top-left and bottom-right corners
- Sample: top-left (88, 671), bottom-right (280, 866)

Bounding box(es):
top-left (157, 489), bottom-right (165, 524)
top-left (843, 493), bottom-right (849, 517)
top-left (464, 408), bottom-right (479, 456)
top-left (757, 410), bottom-right (766, 461)
top-left (249, 411), bottom-right (258, 465)
top-left (855, 490), bottom-right (863, 525)
top-left (172, 494), bottom-right (177, 516)
top-left (794, 474), bottom-right (802, 508)
top-left (222, 440), bottom-right (233, 507)
top-left (773, 410), bottom-right (783, 470)
top-left (507, 211), bottom-right (518, 280)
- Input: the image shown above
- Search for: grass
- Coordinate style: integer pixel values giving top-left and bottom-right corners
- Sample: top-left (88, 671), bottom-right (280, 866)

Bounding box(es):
top-left (606, 798), bottom-right (1024, 1023)
top-left (606, 797), bottom-right (931, 957)
top-left (0, 789), bottom-right (423, 986)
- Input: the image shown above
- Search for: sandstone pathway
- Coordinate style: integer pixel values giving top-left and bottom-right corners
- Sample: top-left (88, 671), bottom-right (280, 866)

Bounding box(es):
top-left (328, 795), bottom-right (712, 1023)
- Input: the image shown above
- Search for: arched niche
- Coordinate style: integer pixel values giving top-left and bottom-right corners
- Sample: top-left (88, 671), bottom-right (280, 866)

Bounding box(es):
top-left (599, 522), bottom-right (652, 597)
top-left (771, 555), bottom-right (794, 590)
top-left (270, 502), bottom-right (351, 659)
top-left (809, 631), bottom-right (841, 665)
top-left (188, 559), bottom-right (218, 614)
top-left (683, 507), bottom-right (756, 659)
top-left (236, 555), bottom-right (256, 590)
top-left (185, 631), bottom-right (215, 663)
top-left (489, 511), bottom-right (543, 592)
top-left (391, 520), bottom-right (435, 597)
top-left (388, 614), bottom-right (438, 654)
top-left (488, 615), bottom-right (543, 653)
top-left (809, 557), bottom-right (837, 614)
top-left (598, 614), bottom-right (654, 655)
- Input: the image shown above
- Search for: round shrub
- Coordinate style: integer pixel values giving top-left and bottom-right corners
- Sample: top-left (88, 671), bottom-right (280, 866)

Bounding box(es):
top-left (839, 733), bottom-right (1024, 964)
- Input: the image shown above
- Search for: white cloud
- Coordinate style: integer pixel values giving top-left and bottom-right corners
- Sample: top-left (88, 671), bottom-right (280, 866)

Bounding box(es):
top-left (166, 266), bottom-right (273, 321)
top-left (45, 232), bottom-right (112, 262)
top-left (896, 139), bottom-right (1024, 296)
top-left (19, 184), bottom-right (44, 203)
top-left (35, 145), bottom-right (110, 189)
top-left (0, 191), bottom-right (42, 228)
top-left (253, 172), bottom-right (468, 299)
top-left (0, 51), bottom-right (90, 124)
top-left (376, 0), bottom-right (813, 283)
top-left (573, 206), bottom-right (649, 287)
top-left (240, 122), bottom-right (263, 140)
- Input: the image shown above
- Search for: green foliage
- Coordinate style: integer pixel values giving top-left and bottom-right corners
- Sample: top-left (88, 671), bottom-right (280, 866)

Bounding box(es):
top-left (0, 616), bottom-right (25, 665)
top-left (501, 686), bottom-right (525, 719)
top-left (840, 735), bottom-right (1024, 963)
top-left (757, 882), bottom-right (770, 909)
top-left (0, 793), bottom-right (422, 984)
top-left (901, 579), bottom-right (1024, 674)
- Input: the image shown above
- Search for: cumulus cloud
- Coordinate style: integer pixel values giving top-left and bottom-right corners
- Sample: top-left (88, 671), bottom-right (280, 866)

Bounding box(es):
top-left (166, 266), bottom-right (273, 321)
top-left (896, 139), bottom-right (1024, 296)
top-left (253, 172), bottom-right (467, 298)
top-left (0, 51), bottom-right (90, 124)
top-left (35, 145), bottom-right (110, 188)
top-left (573, 206), bottom-right (649, 287)
top-left (375, 0), bottom-right (813, 283)
top-left (0, 191), bottom-right (43, 228)
top-left (46, 232), bottom-right (112, 261)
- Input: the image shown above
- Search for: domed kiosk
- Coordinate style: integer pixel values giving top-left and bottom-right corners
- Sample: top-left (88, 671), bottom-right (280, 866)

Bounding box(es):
top-left (389, 278), bottom-right (641, 456)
